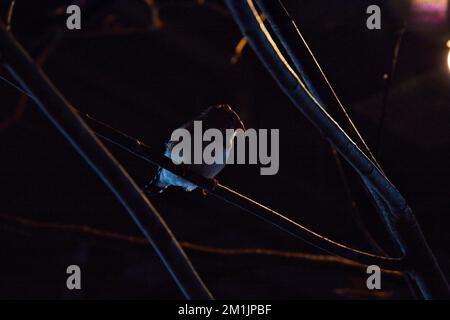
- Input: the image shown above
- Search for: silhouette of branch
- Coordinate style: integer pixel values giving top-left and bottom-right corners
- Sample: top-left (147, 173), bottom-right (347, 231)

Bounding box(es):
top-left (224, 0), bottom-right (449, 299)
top-left (5, 0), bottom-right (16, 30)
top-left (0, 212), bottom-right (403, 280)
top-left (0, 62), bottom-right (409, 271)
top-left (376, 24), bottom-right (406, 159)
top-left (77, 108), bottom-right (406, 270)
top-left (0, 30), bottom-right (62, 131)
top-left (0, 19), bottom-right (212, 300)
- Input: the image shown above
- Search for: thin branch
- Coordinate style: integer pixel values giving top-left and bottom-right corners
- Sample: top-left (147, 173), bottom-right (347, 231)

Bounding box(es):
top-left (6, 0), bottom-right (16, 31)
top-left (224, 0), bottom-right (449, 299)
top-left (334, 288), bottom-right (393, 299)
top-left (79, 107), bottom-right (406, 270)
top-left (254, 0), bottom-right (391, 258)
top-left (0, 31), bottom-right (62, 131)
top-left (330, 146), bottom-right (387, 256)
top-left (0, 64), bottom-right (408, 270)
top-left (0, 212), bottom-right (403, 279)
top-left (255, 0), bottom-right (383, 172)
top-left (0, 19), bottom-right (213, 300)
top-left (376, 24), bottom-right (406, 159)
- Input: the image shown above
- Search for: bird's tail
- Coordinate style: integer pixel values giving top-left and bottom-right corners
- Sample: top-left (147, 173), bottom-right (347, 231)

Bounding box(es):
top-left (143, 168), bottom-right (167, 196)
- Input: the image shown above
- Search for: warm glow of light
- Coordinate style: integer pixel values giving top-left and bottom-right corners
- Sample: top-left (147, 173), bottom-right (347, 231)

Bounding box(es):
top-left (447, 41), bottom-right (450, 72)
top-left (447, 50), bottom-right (450, 71)
top-left (411, 0), bottom-right (449, 26)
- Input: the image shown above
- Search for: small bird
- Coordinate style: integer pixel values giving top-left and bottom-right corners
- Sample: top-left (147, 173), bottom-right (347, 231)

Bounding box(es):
top-left (144, 104), bottom-right (245, 194)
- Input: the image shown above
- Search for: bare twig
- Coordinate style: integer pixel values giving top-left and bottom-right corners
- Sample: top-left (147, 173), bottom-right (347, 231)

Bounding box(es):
top-left (0, 19), bottom-right (213, 300)
top-left (0, 212), bottom-right (403, 279)
top-left (6, 0), bottom-right (16, 31)
top-left (0, 62), bottom-right (409, 271)
top-left (77, 108), bottom-right (406, 270)
top-left (330, 146), bottom-right (387, 256)
top-left (376, 24), bottom-right (407, 159)
top-left (224, 0), bottom-right (449, 299)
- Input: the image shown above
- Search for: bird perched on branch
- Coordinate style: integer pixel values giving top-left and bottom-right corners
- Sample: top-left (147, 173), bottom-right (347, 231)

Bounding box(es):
top-left (144, 104), bottom-right (245, 194)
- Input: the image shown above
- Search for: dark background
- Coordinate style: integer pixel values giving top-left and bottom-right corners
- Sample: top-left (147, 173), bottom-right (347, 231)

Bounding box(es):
top-left (0, 0), bottom-right (449, 299)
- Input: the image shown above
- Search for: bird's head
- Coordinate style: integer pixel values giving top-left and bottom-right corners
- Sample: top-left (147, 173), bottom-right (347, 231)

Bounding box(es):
top-left (201, 104), bottom-right (245, 132)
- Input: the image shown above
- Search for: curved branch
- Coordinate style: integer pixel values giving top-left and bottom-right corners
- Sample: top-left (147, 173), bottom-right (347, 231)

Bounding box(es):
top-left (0, 65), bottom-right (408, 271)
top-left (0, 212), bottom-right (404, 279)
top-left (255, 0), bottom-right (392, 258)
top-left (223, 0), bottom-right (449, 299)
top-left (0, 20), bottom-right (213, 300)
top-left (6, 0), bottom-right (16, 30)
top-left (255, 0), bottom-right (382, 171)
top-left (78, 109), bottom-right (406, 270)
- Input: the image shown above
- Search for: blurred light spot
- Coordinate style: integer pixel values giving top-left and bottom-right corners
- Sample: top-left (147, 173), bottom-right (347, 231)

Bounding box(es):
top-left (411, 0), bottom-right (448, 26)
top-left (231, 37), bottom-right (248, 65)
top-left (447, 41), bottom-right (450, 71)
top-left (447, 48), bottom-right (450, 71)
